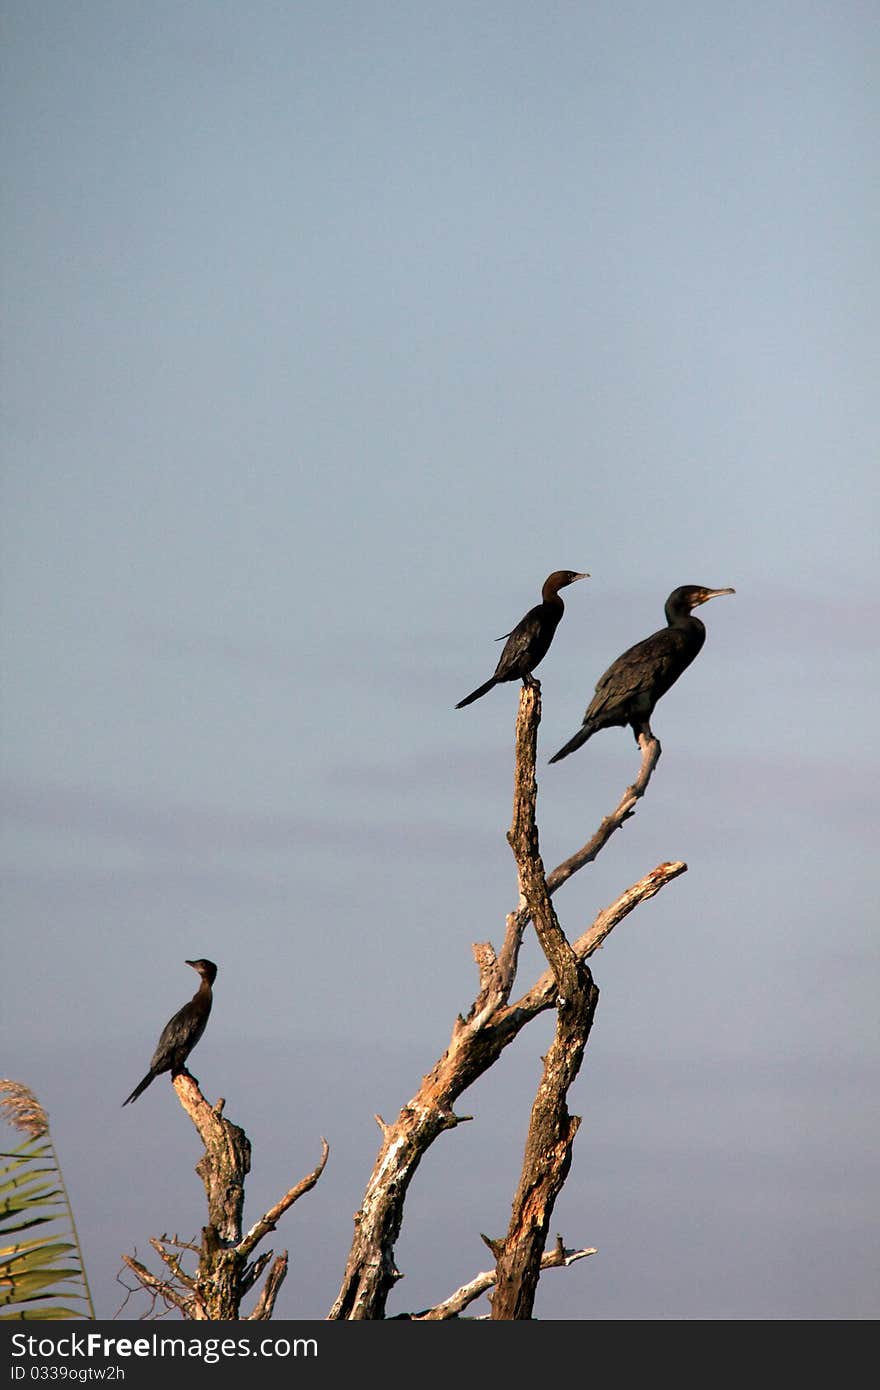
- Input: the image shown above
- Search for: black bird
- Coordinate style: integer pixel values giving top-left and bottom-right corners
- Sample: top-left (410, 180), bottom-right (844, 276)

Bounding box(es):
top-left (122, 959), bottom-right (217, 1106)
top-left (549, 585), bottom-right (735, 762)
top-left (455, 570), bottom-right (588, 709)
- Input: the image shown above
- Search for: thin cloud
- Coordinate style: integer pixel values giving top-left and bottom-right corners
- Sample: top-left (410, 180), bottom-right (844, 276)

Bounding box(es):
top-left (1, 776), bottom-right (496, 861)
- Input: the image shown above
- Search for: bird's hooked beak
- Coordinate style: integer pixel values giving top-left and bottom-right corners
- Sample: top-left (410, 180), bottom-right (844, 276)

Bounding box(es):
top-left (695, 587), bottom-right (735, 605)
top-left (571, 572), bottom-right (589, 583)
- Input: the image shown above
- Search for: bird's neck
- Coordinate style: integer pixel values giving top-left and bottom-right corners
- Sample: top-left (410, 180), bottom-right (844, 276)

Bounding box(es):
top-left (665, 604), bottom-right (703, 633)
top-left (541, 587), bottom-right (564, 608)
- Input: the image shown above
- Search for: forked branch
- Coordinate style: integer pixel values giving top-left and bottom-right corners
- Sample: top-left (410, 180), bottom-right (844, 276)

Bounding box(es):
top-left (120, 1073), bottom-right (327, 1320)
top-left (496, 729), bottom-right (661, 992)
top-left (413, 1238), bottom-right (596, 1320)
top-left (330, 683), bottom-right (682, 1320)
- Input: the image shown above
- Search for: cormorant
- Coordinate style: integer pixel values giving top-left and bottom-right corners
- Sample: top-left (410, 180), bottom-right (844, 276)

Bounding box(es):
top-left (122, 959), bottom-right (217, 1106)
top-left (549, 585), bottom-right (734, 762)
top-left (455, 570), bottom-right (588, 709)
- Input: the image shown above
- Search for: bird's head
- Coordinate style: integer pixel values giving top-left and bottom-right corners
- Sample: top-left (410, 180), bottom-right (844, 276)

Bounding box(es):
top-left (186, 959), bottom-right (218, 985)
top-left (667, 584), bottom-right (735, 618)
top-left (543, 570), bottom-right (589, 599)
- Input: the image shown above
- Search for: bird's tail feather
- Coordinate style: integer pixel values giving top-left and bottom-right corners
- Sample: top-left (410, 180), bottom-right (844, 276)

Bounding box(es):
top-left (122, 1071), bottom-right (155, 1107)
top-left (548, 724), bottom-right (593, 763)
top-left (455, 678), bottom-right (497, 709)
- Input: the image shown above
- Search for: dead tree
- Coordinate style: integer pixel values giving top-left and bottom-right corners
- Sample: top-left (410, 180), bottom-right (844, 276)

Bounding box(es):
top-left (119, 683), bottom-right (682, 1320)
top-left (120, 1073), bottom-right (327, 1320)
top-left (486, 685), bottom-right (599, 1318)
top-left (330, 683), bottom-right (683, 1319)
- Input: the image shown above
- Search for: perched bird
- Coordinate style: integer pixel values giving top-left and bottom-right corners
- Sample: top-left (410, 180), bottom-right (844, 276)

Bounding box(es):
top-left (455, 570), bottom-right (588, 709)
top-left (122, 959), bottom-right (217, 1106)
top-left (549, 584), bottom-right (735, 762)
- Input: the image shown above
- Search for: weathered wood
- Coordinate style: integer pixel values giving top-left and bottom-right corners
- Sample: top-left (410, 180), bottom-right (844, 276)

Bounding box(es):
top-left (496, 729), bottom-right (662, 990)
top-left (491, 684), bottom-right (599, 1319)
top-left (414, 1238), bottom-right (595, 1320)
top-left (121, 1073), bottom-right (327, 1319)
top-left (330, 683), bottom-right (683, 1320)
top-left (173, 1073), bottom-right (251, 1319)
top-left (247, 1253), bottom-right (289, 1320)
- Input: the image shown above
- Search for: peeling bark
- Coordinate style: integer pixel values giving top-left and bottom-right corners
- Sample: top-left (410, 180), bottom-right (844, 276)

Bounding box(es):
top-left (490, 684), bottom-right (599, 1319)
top-left (120, 1074), bottom-right (327, 1320)
top-left (331, 681), bottom-right (682, 1320)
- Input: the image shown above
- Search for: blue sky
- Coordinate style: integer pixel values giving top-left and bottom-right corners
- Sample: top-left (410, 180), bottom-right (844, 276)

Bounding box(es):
top-left (2, 1), bottom-right (878, 1320)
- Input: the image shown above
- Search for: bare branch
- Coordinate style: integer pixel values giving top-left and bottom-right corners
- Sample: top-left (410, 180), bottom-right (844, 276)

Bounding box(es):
top-left (122, 1074), bottom-right (325, 1319)
top-left (172, 1072), bottom-right (251, 1247)
top-left (549, 731), bottom-right (662, 888)
top-left (150, 1237), bottom-right (198, 1292)
top-left (119, 1253), bottom-right (197, 1318)
top-left (507, 684), bottom-right (579, 989)
top-left (542, 1233), bottom-right (597, 1269)
top-left (491, 684), bottom-right (599, 1318)
top-left (513, 859), bottom-right (688, 1018)
top-left (330, 695), bottom-right (680, 1320)
top-left (247, 1253), bottom-right (289, 1321)
top-left (414, 1239), bottom-right (597, 1320)
top-left (466, 941), bottom-right (503, 1023)
top-left (238, 1139), bottom-right (329, 1259)
top-left (239, 1250), bottom-right (273, 1296)
top-left (497, 732), bottom-right (662, 990)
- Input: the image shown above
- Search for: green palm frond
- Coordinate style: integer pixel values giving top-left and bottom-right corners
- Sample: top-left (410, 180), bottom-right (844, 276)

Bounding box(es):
top-left (0, 1082), bottom-right (95, 1320)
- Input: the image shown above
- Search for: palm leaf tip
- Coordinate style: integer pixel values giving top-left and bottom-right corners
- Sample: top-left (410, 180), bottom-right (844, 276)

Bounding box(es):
top-left (0, 1081), bottom-right (95, 1320)
top-left (0, 1083), bottom-right (48, 1141)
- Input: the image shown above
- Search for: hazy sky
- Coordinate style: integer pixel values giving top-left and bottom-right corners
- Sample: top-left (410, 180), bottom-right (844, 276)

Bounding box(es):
top-left (2, 1), bottom-right (878, 1321)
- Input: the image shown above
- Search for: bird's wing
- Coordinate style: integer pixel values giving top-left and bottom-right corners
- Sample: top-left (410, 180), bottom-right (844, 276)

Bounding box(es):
top-left (149, 1000), bottom-right (196, 1069)
top-left (493, 604), bottom-right (550, 679)
top-left (586, 630), bottom-right (682, 718)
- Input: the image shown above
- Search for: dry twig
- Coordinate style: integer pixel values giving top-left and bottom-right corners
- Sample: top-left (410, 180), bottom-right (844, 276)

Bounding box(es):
top-left (121, 1074), bottom-right (328, 1320)
top-left (414, 1237), bottom-right (596, 1320)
